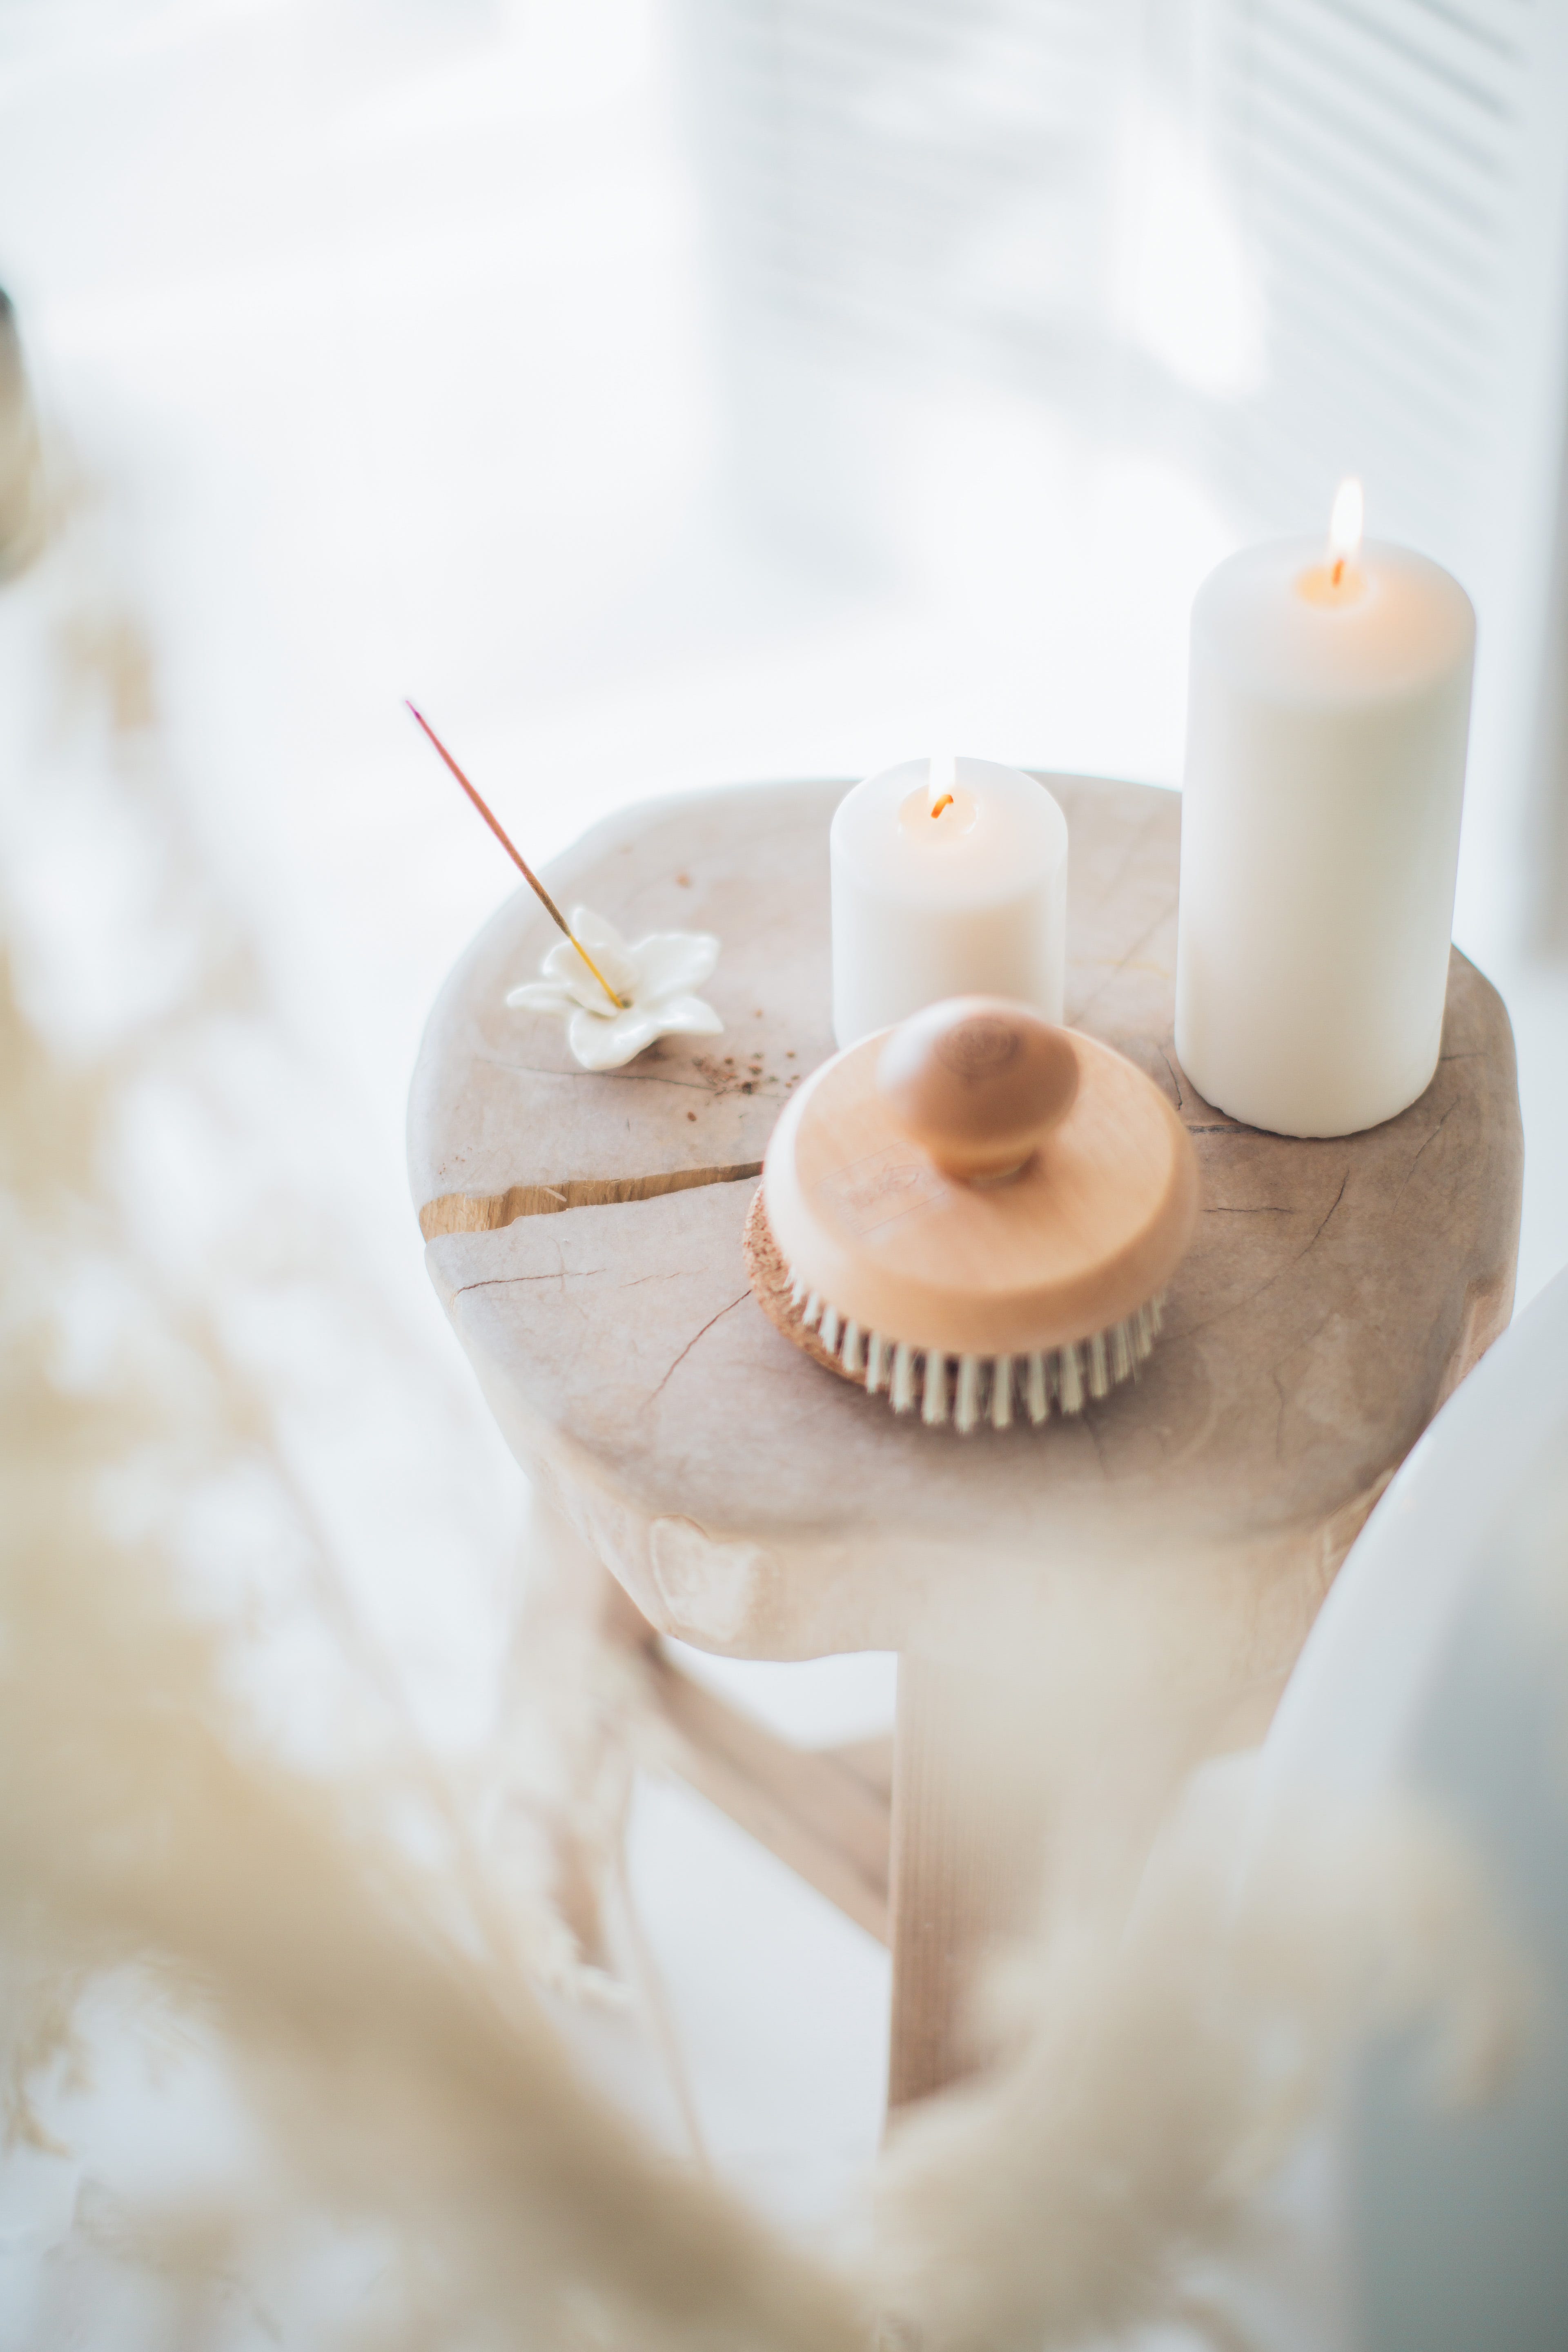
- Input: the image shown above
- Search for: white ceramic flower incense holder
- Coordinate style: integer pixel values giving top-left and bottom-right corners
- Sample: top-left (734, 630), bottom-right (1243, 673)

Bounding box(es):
top-left (507, 906), bottom-right (724, 1072)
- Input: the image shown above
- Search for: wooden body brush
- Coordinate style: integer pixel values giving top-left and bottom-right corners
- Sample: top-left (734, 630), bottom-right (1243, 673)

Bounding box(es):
top-left (744, 996), bottom-right (1199, 1432)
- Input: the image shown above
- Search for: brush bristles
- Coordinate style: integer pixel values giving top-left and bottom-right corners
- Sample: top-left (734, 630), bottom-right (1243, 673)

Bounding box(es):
top-left (783, 1267), bottom-right (1169, 1434)
top-left (921, 1348), bottom-right (947, 1425)
top-left (891, 1342), bottom-right (916, 1414)
top-left (991, 1356), bottom-right (1013, 1431)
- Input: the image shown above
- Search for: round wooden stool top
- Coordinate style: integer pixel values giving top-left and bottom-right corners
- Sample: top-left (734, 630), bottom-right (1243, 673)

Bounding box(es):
top-left (408, 778), bottom-right (1521, 1682)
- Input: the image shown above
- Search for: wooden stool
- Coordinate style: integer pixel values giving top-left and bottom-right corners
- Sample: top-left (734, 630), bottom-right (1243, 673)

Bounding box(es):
top-left (408, 777), bottom-right (1522, 2107)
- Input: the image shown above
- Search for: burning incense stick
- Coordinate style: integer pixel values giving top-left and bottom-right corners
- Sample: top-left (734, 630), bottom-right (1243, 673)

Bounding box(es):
top-left (405, 702), bottom-right (628, 1009)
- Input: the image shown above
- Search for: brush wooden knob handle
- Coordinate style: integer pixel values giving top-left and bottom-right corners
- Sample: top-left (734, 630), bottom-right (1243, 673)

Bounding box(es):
top-left (877, 996), bottom-right (1080, 1183)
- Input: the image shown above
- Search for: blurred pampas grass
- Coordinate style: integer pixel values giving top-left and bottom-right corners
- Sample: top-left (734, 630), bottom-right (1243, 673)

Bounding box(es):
top-left (0, 406), bottom-right (863, 2350)
top-left (0, 334), bottom-right (1529, 2352)
top-left (871, 1757), bottom-right (1525, 2352)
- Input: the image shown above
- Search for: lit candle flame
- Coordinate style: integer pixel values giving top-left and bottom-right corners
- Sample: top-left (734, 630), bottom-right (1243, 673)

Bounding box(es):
top-left (929, 748), bottom-right (956, 820)
top-left (1328, 477), bottom-right (1363, 588)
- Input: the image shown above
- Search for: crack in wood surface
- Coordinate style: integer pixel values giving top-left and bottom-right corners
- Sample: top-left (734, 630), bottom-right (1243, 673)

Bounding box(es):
top-left (1067, 899), bottom-right (1174, 1024)
top-left (652, 1290), bottom-right (751, 1399)
top-left (419, 1160), bottom-right (763, 1241)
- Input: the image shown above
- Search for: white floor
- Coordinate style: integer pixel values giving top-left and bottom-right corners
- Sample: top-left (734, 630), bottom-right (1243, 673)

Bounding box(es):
top-left (2, 0), bottom-right (1565, 2252)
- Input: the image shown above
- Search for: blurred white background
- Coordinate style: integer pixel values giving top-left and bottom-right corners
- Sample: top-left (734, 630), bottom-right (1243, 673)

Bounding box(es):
top-left (2, 0), bottom-right (1566, 2253)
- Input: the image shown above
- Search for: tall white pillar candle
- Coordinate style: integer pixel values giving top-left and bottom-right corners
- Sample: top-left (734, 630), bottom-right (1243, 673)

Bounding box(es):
top-left (1176, 494), bottom-right (1475, 1138)
top-left (831, 755), bottom-right (1069, 1047)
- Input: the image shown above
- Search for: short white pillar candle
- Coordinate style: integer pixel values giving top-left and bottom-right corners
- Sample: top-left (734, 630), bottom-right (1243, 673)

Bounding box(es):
top-left (1176, 486), bottom-right (1475, 1138)
top-left (831, 755), bottom-right (1069, 1048)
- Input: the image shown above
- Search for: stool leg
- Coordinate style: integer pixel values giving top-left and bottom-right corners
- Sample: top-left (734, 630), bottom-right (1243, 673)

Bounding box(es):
top-left (886, 1654), bottom-right (1051, 2110)
top-left (496, 1485), bottom-right (658, 1967)
top-left (886, 1622), bottom-right (1308, 2112)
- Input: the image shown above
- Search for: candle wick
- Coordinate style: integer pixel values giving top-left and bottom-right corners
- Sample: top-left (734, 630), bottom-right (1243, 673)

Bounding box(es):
top-left (928, 748), bottom-right (958, 819)
top-left (405, 701), bottom-right (630, 1009)
top-left (1325, 477), bottom-right (1363, 592)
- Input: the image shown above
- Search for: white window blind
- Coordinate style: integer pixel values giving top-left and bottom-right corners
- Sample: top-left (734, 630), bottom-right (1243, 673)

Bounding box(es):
top-left (681, 0), bottom-right (1568, 950)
